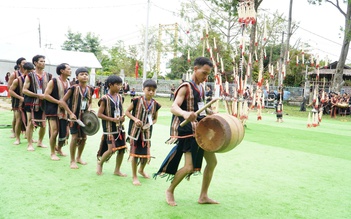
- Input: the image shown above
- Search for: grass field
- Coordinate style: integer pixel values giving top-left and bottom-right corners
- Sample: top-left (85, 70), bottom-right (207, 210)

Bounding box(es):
top-left (0, 96), bottom-right (350, 219)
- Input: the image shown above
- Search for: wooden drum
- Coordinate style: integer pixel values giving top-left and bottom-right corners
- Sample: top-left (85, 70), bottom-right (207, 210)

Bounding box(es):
top-left (337, 102), bottom-right (349, 108)
top-left (195, 113), bottom-right (245, 153)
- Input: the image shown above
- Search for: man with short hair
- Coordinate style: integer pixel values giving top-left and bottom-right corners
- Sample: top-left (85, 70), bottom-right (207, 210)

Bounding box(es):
top-left (9, 62), bottom-right (35, 145)
top-left (23, 55), bottom-right (52, 151)
top-left (8, 57), bottom-right (26, 138)
top-left (156, 57), bottom-right (219, 206)
top-left (44, 63), bottom-right (71, 160)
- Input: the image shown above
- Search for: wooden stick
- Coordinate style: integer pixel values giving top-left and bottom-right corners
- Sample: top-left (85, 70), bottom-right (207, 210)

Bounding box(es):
top-left (180, 98), bottom-right (220, 127)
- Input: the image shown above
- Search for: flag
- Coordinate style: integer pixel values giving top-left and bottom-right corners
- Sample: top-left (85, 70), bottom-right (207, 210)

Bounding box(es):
top-left (135, 61), bottom-right (139, 78)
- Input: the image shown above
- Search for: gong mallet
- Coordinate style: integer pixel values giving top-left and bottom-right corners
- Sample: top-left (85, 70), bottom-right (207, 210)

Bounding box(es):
top-left (180, 97), bottom-right (220, 127)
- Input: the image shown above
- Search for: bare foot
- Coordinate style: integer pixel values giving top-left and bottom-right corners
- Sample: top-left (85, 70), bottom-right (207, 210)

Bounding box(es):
top-left (13, 139), bottom-right (20, 145)
top-left (114, 171), bottom-right (127, 177)
top-left (37, 143), bottom-right (47, 148)
top-left (132, 177), bottom-right (141, 186)
top-left (50, 154), bottom-right (60, 161)
top-left (55, 147), bottom-right (67, 156)
top-left (10, 133), bottom-right (15, 138)
top-left (166, 190), bottom-right (177, 206)
top-left (198, 197), bottom-right (219, 204)
top-left (70, 161), bottom-right (79, 169)
top-left (32, 139), bottom-right (38, 143)
top-left (27, 145), bottom-right (35, 151)
top-left (77, 158), bottom-right (87, 165)
top-left (96, 162), bottom-right (103, 175)
top-left (138, 170), bottom-right (150, 178)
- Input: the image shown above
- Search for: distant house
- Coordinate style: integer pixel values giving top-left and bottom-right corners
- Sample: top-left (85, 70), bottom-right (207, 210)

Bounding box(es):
top-left (307, 61), bottom-right (351, 85)
top-left (0, 43), bottom-right (102, 86)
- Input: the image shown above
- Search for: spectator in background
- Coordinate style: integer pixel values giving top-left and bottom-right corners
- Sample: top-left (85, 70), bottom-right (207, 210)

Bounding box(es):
top-left (170, 84), bottom-right (175, 100)
top-left (243, 86), bottom-right (250, 100)
top-left (123, 80), bottom-right (130, 95)
top-left (205, 84), bottom-right (213, 103)
top-left (130, 88), bottom-right (136, 98)
top-left (276, 87), bottom-right (284, 123)
top-left (104, 80), bottom-right (109, 94)
top-left (5, 72), bottom-right (10, 84)
top-left (70, 78), bottom-right (76, 86)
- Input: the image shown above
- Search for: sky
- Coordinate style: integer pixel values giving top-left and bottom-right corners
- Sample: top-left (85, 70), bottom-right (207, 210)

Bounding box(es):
top-left (260, 0), bottom-right (347, 63)
top-left (0, 0), bottom-right (348, 66)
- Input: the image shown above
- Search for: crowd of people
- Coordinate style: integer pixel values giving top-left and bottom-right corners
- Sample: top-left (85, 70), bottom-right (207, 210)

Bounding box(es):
top-left (5, 55), bottom-right (220, 206)
top-left (309, 90), bottom-right (351, 118)
top-left (95, 79), bottom-right (132, 97)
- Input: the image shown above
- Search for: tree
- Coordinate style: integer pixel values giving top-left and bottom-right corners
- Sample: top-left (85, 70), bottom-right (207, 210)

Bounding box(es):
top-left (167, 55), bottom-right (190, 80)
top-left (137, 26), bottom-right (159, 79)
top-left (62, 29), bottom-right (104, 59)
top-left (62, 30), bottom-right (84, 51)
top-left (308, 0), bottom-right (351, 92)
top-left (101, 41), bottom-right (138, 77)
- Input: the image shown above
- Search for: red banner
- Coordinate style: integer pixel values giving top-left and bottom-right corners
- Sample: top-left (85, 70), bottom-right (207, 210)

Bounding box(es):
top-left (135, 61), bottom-right (139, 79)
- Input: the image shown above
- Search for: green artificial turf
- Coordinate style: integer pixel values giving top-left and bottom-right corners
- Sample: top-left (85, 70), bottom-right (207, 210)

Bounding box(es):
top-left (0, 98), bottom-right (350, 219)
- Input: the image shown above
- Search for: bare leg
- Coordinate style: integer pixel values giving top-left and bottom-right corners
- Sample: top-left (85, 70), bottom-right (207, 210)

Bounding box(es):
top-left (26, 112), bottom-right (34, 151)
top-left (96, 143), bottom-right (113, 175)
top-left (198, 151), bottom-right (219, 204)
top-left (13, 111), bottom-right (22, 145)
top-left (138, 158), bottom-right (150, 178)
top-left (48, 120), bottom-right (60, 161)
top-left (114, 151), bottom-right (127, 177)
top-left (166, 152), bottom-right (193, 206)
top-left (70, 134), bottom-right (78, 169)
top-left (76, 139), bottom-right (87, 165)
top-left (131, 157), bottom-right (141, 186)
top-left (10, 111), bottom-right (16, 138)
top-left (37, 126), bottom-right (47, 148)
top-left (96, 160), bottom-right (103, 175)
top-left (56, 141), bottom-right (67, 156)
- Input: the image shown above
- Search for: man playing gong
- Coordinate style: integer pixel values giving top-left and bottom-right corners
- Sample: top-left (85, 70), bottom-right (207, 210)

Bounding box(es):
top-left (156, 57), bottom-right (219, 206)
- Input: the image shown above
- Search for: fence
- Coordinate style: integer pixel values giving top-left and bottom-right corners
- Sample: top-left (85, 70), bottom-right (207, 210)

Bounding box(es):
top-left (95, 76), bottom-right (351, 102)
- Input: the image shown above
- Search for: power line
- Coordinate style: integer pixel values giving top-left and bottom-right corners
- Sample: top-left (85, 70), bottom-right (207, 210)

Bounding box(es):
top-left (0, 2), bottom-right (146, 10)
top-left (151, 2), bottom-right (181, 16)
top-left (101, 31), bottom-right (141, 44)
top-left (259, 7), bottom-right (351, 62)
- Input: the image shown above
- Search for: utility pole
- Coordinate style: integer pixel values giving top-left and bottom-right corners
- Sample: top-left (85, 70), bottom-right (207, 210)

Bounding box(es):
top-left (278, 31), bottom-right (285, 86)
top-left (38, 18), bottom-right (42, 48)
top-left (142, 0), bottom-right (150, 83)
top-left (283, 0), bottom-right (293, 86)
top-left (155, 23), bottom-right (179, 79)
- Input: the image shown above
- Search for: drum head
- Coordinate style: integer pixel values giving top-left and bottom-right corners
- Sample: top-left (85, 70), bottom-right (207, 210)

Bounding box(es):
top-left (81, 111), bottom-right (100, 135)
top-left (195, 114), bottom-right (244, 153)
top-left (195, 116), bottom-right (226, 152)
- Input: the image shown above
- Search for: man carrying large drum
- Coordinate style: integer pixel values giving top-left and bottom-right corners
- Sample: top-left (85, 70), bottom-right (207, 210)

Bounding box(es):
top-left (155, 57), bottom-right (245, 206)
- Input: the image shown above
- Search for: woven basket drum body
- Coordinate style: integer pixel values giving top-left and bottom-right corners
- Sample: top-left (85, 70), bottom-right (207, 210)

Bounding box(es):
top-left (195, 113), bottom-right (245, 153)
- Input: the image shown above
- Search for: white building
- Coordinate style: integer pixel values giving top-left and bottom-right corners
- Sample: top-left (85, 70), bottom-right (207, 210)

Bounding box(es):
top-left (0, 43), bottom-right (102, 86)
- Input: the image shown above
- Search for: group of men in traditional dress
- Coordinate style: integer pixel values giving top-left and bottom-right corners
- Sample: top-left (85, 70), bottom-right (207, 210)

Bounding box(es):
top-left (7, 55), bottom-right (221, 207)
top-left (8, 56), bottom-right (93, 168)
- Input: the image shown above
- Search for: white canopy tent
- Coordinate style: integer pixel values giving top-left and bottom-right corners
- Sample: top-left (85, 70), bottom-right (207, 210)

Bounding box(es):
top-left (0, 43), bottom-right (102, 86)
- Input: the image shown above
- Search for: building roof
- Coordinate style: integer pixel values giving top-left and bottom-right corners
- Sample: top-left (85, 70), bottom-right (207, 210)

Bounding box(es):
top-left (307, 61), bottom-right (351, 76)
top-left (0, 43), bottom-right (102, 68)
